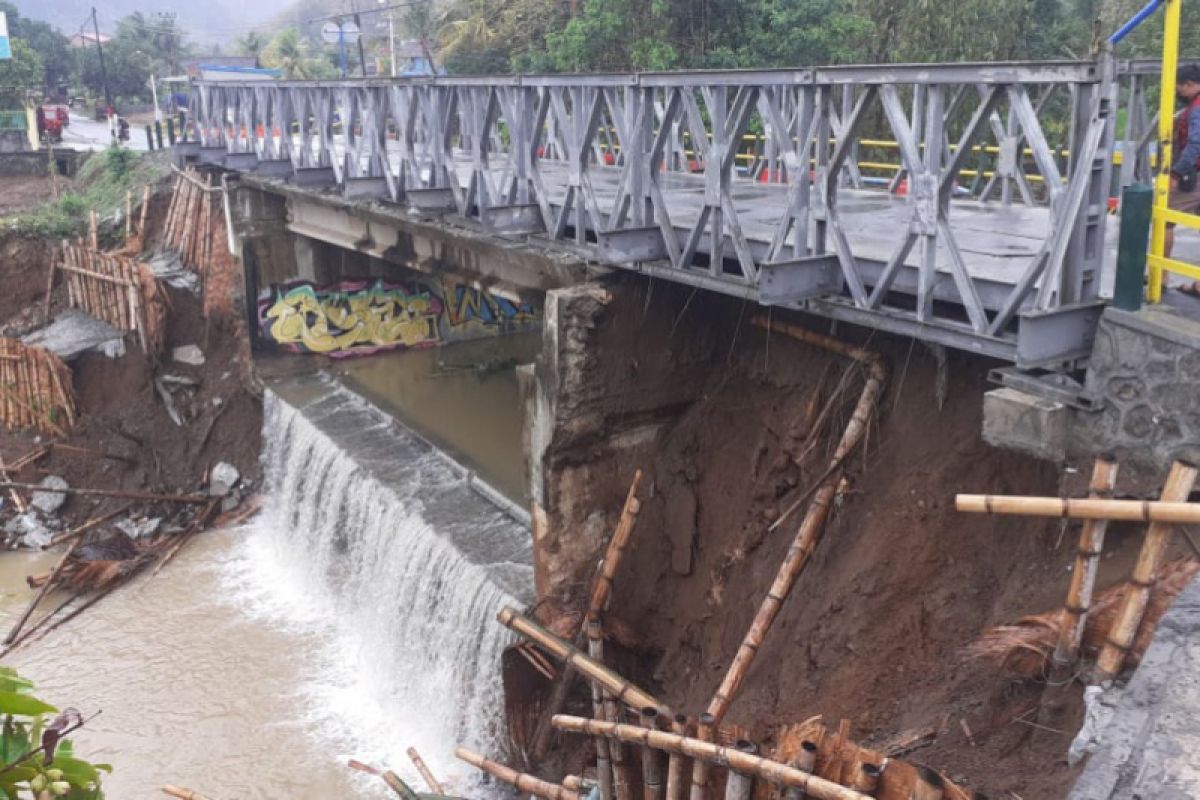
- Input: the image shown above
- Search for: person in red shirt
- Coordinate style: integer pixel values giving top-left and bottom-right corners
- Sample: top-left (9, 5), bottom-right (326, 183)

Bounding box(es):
top-left (1167, 65), bottom-right (1200, 295)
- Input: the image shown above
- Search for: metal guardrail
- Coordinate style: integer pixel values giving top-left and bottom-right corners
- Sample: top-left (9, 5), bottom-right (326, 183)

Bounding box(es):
top-left (183, 57), bottom-right (1128, 364)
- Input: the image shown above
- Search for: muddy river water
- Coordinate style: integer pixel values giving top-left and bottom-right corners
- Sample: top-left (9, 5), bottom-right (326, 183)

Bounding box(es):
top-left (0, 337), bottom-right (538, 798)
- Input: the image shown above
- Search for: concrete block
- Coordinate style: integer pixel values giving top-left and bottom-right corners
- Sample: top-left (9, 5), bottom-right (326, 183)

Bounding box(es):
top-left (982, 387), bottom-right (1068, 463)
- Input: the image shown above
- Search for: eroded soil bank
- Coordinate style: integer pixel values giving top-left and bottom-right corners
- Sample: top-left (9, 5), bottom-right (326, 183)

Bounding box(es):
top-left (524, 278), bottom-right (1181, 799)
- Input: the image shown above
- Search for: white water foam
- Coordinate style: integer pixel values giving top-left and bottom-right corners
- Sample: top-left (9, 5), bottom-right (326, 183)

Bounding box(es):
top-left (220, 384), bottom-right (533, 793)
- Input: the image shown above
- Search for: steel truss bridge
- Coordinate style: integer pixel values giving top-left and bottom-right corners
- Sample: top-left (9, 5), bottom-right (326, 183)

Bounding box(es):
top-left (181, 55), bottom-right (1167, 365)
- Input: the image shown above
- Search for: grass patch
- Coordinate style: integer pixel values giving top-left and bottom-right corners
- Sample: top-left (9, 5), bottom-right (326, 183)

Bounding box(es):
top-left (6, 146), bottom-right (169, 242)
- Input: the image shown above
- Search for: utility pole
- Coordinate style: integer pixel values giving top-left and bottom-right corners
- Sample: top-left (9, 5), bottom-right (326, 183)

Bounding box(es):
top-left (91, 8), bottom-right (112, 117)
top-left (351, 0), bottom-right (368, 78)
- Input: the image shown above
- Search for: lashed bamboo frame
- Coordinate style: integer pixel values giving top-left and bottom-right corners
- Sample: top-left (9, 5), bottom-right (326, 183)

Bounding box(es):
top-left (0, 339), bottom-right (76, 436)
top-left (55, 243), bottom-right (168, 356)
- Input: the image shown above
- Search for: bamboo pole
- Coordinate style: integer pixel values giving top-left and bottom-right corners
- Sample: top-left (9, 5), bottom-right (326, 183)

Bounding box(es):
top-left (46, 504), bottom-right (133, 548)
top-left (590, 616), bottom-right (632, 800)
top-left (405, 747), bottom-right (445, 794)
top-left (588, 470), bottom-right (644, 620)
top-left (693, 316), bottom-right (886, 800)
top-left (909, 767), bottom-right (943, 800)
top-left (455, 748), bottom-right (580, 800)
top-left (161, 786), bottom-right (213, 800)
top-left (125, 189), bottom-right (133, 241)
top-left (956, 493), bottom-right (1200, 523)
top-left (722, 741), bottom-right (756, 800)
top-left (0, 481), bottom-right (210, 504)
top-left (551, 717), bottom-right (870, 800)
top-left (497, 607), bottom-right (668, 717)
top-left (640, 708), bottom-right (666, 800)
top-left (43, 250), bottom-right (57, 324)
top-left (782, 741), bottom-right (818, 800)
top-left (88, 210), bottom-right (98, 251)
top-left (3, 534), bottom-right (81, 644)
top-left (1049, 455), bottom-right (1121, 679)
top-left (139, 185), bottom-right (151, 242)
top-left (1093, 459), bottom-right (1198, 683)
top-left (665, 714), bottom-right (690, 800)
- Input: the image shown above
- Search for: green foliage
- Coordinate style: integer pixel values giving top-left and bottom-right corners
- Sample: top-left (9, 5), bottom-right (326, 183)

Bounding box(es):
top-left (0, 39), bottom-right (44, 106)
top-left (0, 4), bottom-right (71, 91)
top-left (0, 668), bottom-right (108, 800)
top-left (433, 0), bottom-right (1183, 74)
top-left (261, 28), bottom-right (335, 79)
top-left (77, 12), bottom-right (189, 105)
top-left (7, 147), bottom-right (167, 240)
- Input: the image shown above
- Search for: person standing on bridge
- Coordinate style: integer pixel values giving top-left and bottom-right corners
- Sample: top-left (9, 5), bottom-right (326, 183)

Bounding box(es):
top-left (1167, 64), bottom-right (1200, 295)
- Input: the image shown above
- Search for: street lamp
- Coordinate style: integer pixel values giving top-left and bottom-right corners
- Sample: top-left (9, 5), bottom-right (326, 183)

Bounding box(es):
top-left (135, 49), bottom-right (161, 122)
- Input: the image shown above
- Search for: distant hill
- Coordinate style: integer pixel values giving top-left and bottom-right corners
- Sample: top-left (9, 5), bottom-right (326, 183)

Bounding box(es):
top-left (11, 0), bottom-right (296, 45)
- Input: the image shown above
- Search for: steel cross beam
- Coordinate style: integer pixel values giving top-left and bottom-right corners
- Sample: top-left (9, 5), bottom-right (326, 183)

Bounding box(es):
top-left (187, 56), bottom-right (1122, 365)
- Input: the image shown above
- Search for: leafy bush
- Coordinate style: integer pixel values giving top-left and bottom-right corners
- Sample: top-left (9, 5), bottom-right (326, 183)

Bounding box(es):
top-left (0, 668), bottom-right (109, 799)
top-left (6, 146), bottom-right (167, 243)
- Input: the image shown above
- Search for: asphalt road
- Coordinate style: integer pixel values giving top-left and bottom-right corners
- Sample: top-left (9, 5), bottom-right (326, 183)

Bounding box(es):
top-left (61, 113), bottom-right (150, 152)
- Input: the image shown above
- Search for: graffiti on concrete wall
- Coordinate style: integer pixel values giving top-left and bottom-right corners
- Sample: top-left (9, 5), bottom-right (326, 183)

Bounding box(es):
top-left (442, 277), bottom-right (540, 330)
top-left (260, 273), bottom-right (543, 357)
top-left (260, 279), bottom-right (443, 356)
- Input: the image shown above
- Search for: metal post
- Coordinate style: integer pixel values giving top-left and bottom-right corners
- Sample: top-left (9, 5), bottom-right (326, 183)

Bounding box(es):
top-left (338, 24), bottom-right (348, 78)
top-left (1115, 183), bottom-right (1153, 309)
top-left (150, 72), bottom-right (161, 122)
top-left (154, 121), bottom-right (164, 149)
top-left (1148, 0), bottom-right (1181, 302)
top-left (144, 124), bottom-right (154, 150)
top-left (166, 117), bottom-right (176, 145)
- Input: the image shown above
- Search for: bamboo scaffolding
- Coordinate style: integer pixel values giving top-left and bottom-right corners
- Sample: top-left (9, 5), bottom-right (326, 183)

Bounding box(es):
top-left (455, 748), bottom-right (580, 800)
top-left (551, 717), bottom-right (870, 800)
top-left (0, 340), bottom-right (75, 435)
top-left (782, 741), bottom-right (818, 800)
top-left (497, 607), bottom-right (668, 717)
top-left (0, 453), bottom-right (24, 513)
top-left (1049, 455), bottom-right (1121, 679)
top-left (405, 747), bottom-right (444, 794)
top-left (1093, 460), bottom-right (1198, 683)
top-left (691, 317), bottom-right (886, 800)
top-left (956, 493), bottom-right (1200, 523)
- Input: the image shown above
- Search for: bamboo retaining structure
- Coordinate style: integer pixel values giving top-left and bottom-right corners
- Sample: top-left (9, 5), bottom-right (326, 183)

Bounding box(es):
top-left (0, 339), bottom-right (76, 436)
top-left (1093, 460), bottom-right (1198, 683)
top-left (954, 493), bottom-right (1200, 523)
top-left (405, 747), bottom-right (445, 794)
top-left (56, 243), bottom-right (169, 356)
top-left (1049, 455), bottom-right (1120, 679)
top-left (551, 717), bottom-right (870, 800)
top-left (497, 606), bottom-right (668, 717)
top-left (455, 747), bottom-right (580, 800)
top-left (691, 317), bottom-right (886, 800)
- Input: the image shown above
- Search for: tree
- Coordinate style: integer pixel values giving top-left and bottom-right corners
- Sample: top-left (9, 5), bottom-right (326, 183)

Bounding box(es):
top-left (236, 31), bottom-right (267, 59)
top-left (0, 3), bottom-right (70, 92)
top-left (0, 39), bottom-right (44, 106)
top-left (261, 28), bottom-right (334, 79)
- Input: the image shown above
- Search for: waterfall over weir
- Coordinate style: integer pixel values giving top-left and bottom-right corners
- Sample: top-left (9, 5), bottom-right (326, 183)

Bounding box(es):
top-left (239, 373), bottom-right (534, 786)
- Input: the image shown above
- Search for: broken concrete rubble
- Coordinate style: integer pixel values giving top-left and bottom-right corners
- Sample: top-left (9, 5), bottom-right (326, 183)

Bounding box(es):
top-left (31, 476), bottom-right (69, 514)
